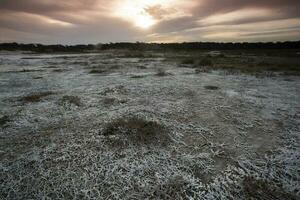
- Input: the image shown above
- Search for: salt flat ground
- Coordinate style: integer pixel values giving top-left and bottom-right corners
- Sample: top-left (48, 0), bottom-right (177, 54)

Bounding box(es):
top-left (0, 51), bottom-right (299, 199)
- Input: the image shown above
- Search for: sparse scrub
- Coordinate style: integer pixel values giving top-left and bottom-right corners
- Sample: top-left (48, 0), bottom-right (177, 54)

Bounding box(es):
top-left (131, 74), bottom-right (147, 79)
top-left (89, 69), bottom-right (107, 74)
top-left (152, 175), bottom-right (191, 199)
top-left (197, 57), bottom-right (214, 67)
top-left (20, 91), bottom-right (56, 103)
top-left (204, 85), bottom-right (219, 90)
top-left (52, 69), bottom-right (66, 72)
top-left (110, 64), bottom-right (120, 70)
top-left (195, 67), bottom-right (211, 73)
top-left (155, 68), bottom-right (169, 76)
top-left (137, 65), bottom-right (147, 69)
top-left (101, 85), bottom-right (127, 95)
top-left (46, 65), bottom-right (58, 69)
top-left (243, 176), bottom-right (297, 200)
top-left (60, 95), bottom-right (82, 107)
top-left (103, 117), bottom-right (170, 147)
top-left (0, 115), bottom-right (10, 127)
top-left (102, 97), bottom-right (127, 106)
top-left (32, 76), bottom-right (43, 79)
top-left (218, 53), bottom-right (226, 58)
top-left (181, 58), bottom-right (195, 65)
top-left (1, 50), bottom-right (300, 200)
top-left (124, 51), bottom-right (145, 58)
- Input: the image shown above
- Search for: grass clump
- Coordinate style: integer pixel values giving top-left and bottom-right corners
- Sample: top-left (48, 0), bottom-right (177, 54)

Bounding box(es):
top-left (243, 176), bottom-right (297, 200)
top-left (131, 74), bottom-right (147, 79)
top-left (195, 67), bottom-right (211, 74)
top-left (89, 69), bottom-right (107, 74)
top-left (32, 76), bottom-right (43, 79)
top-left (181, 58), bottom-right (195, 65)
top-left (137, 65), bottom-right (147, 69)
top-left (124, 52), bottom-right (145, 58)
top-left (152, 175), bottom-right (191, 199)
top-left (155, 68), bottom-right (169, 77)
top-left (197, 57), bottom-right (214, 67)
top-left (60, 95), bottom-right (82, 107)
top-left (102, 97), bottom-right (127, 106)
top-left (52, 69), bottom-right (66, 72)
top-left (20, 91), bottom-right (55, 103)
top-left (103, 117), bottom-right (170, 147)
top-left (204, 85), bottom-right (219, 90)
top-left (0, 115), bottom-right (10, 127)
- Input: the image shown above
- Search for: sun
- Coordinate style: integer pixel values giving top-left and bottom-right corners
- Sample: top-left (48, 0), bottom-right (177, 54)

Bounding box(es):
top-left (133, 14), bottom-right (156, 29)
top-left (112, 0), bottom-right (161, 29)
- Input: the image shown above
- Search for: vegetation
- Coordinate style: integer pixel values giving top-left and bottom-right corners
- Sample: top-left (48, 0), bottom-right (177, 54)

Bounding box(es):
top-left (181, 58), bottom-right (195, 65)
top-left (89, 69), bottom-right (107, 74)
top-left (0, 115), bottom-right (10, 127)
top-left (197, 57), bottom-right (214, 67)
top-left (103, 117), bottom-right (170, 147)
top-left (1, 41), bottom-right (300, 53)
top-left (204, 85), bottom-right (220, 90)
top-left (131, 74), bottom-right (147, 79)
top-left (20, 91), bottom-right (56, 103)
top-left (243, 176), bottom-right (297, 200)
top-left (60, 95), bottom-right (82, 107)
top-left (155, 68), bottom-right (169, 76)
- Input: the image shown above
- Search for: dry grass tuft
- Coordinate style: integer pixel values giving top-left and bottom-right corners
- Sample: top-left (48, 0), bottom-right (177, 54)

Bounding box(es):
top-left (60, 95), bottom-right (82, 107)
top-left (204, 85), bottom-right (219, 90)
top-left (243, 176), bottom-right (297, 200)
top-left (89, 69), bottom-right (107, 74)
top-left (32, 76), bottom-right (43, 79)
top-left (137, 65), bottom-right (148, 69)
top-left (181, 58), bottom-right (195, 65)
top-left (20, 91), bottom-right (56, 103)
top-left (155, 68), bottom-right (169, 77)
top-left (152, 175), bottom-right (191, 199)
top-left (103, 117), bottom-right (170, 147)
top-left (131, 74), bottom-right (147, 79)
top-left (197, 58), bottom-right (214, 67)
top-left (52, 69), bottom-right (66, 73)
top-left (0, 115), bottom-right (10, 127)
top-left (102, 97), bottom-right (127, 106)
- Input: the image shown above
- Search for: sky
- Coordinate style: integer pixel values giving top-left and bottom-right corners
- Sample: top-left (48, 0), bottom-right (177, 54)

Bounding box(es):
top-left (0, 0), bottom-right (300, 44)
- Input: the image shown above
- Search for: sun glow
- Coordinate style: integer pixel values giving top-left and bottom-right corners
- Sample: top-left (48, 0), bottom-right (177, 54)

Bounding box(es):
top-left (111, 0), bottom-right (195, 29)
top-left (112, 0), bottom-right (161, 29)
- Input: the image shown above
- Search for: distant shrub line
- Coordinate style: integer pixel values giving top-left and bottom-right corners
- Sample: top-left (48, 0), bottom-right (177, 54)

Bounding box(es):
top-left (1, 41), bottom-right (300, 52)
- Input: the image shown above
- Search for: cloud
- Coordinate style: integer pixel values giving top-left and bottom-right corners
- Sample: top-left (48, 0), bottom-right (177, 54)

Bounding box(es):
top-left (0, 0), bottom-right (299, 43)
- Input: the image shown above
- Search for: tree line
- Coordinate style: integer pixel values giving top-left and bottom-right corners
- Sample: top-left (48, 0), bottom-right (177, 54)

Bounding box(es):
top-left (0, 41), bottom-right (299, 52)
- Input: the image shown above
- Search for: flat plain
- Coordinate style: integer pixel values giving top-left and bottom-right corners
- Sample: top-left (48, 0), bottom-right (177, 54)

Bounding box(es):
top-left (0, 49), bottom-right (299, 199)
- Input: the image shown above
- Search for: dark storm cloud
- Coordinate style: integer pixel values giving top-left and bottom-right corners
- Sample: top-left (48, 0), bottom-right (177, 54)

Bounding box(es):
top-left (0, 0), bottom-right (299, 43)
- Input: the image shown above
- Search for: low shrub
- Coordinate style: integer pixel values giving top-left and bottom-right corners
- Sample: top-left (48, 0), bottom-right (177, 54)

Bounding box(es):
top-left (243, 176), bottom-right (297, 200)
top-left (20, 91), bottom-right (56, 103)
top-left (155, 68), bottom-right (169, 76)
top-left (204, 85), bottom-right (219, 90)
top-left (61, 95), bottom-right (82, 107)
top-left (181, 58), bottom-right (195, 65)
top-left (0, 115), bottom-right (10, 127)
top-left (103, 117), bottom-right (170, 147)
top-left (89, 69), bottom-right (107, 74)
top-left (197, 58), bottom-right (214, 67)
